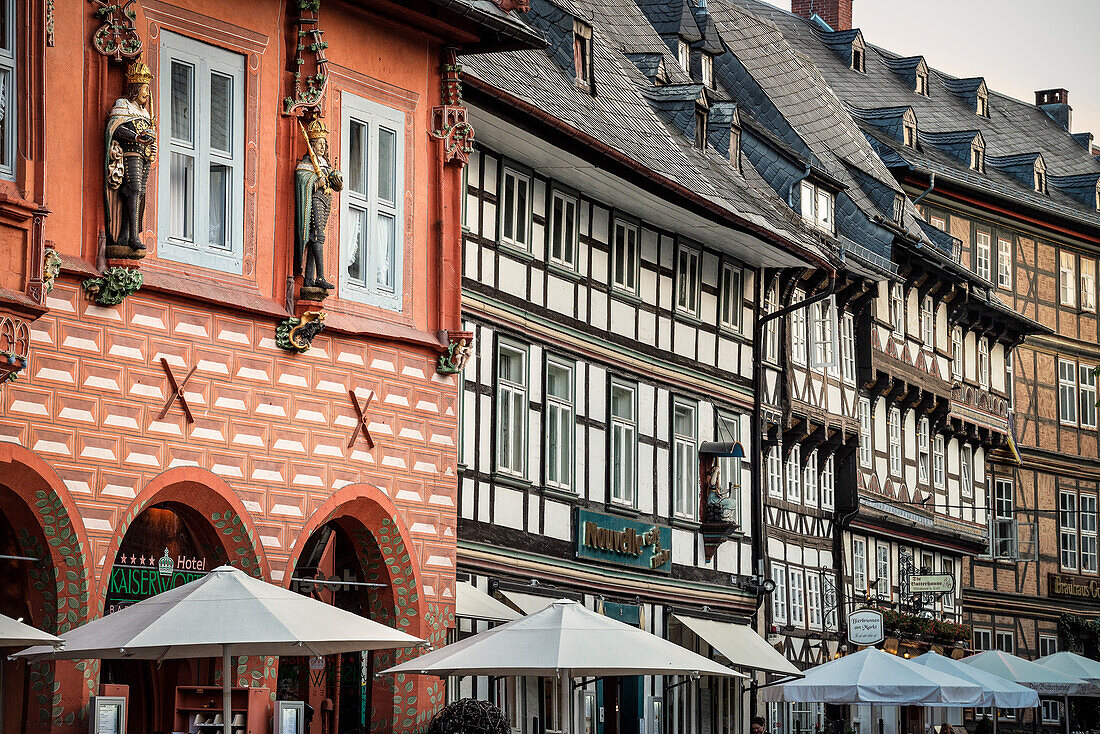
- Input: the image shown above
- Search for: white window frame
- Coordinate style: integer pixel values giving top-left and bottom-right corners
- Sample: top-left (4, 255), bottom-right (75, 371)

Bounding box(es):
top-left (672, 399), bottom-right (699, 519)
top-left (840, 312), bottom-right (856, 384)
top-left (974, 628), bottom-right (992, 651)
top-left (993, 477), bottom-right (1017, 560)
top-left (888, 407), bottom-right (902, 477)
top-left (995, 630), bottom-right (1014, 655)
top-left (1061, 491), bottom-right (1079, 572)
top-left (0, 0), bottom-right (15, 181)
top-left (876, 543), bottom-right (890, 595)
top-left (1081, 494), bottom-right (1098, 573)
top-left (678, 39), bottom-right (690, 72)
top-left (978, 338), bottom-right (990, 389)
top-left (612, 219), bottom-right (640, 295)
top-left (975, 229), bottom-right (992, 281)
top-left (1060, 251), bottom-right (1077, 307)
top-left (764, 285), bottom-right (779, 363)
top-left (788, 569), bottom-right (805, 628)
top-left (806, 572), bottom-right (823, 630)
top-left (930, 214), bottom-right (947, 231)
top-left (933, 434), bottom-right (945, 488)
top-left (918, 417), bottom-right (930, 484)
top-left (921, 296), bottom-right (934, 348)
top-left (852, 537), bottom-right (867, 596)
top-left (891, 283), bottom-right (905, 337)
top-left (960, 444), bottom-right (974, 499)
top-left (1059, 359), bottom-right (1078, 426)
top-left (800, 181), bottom-right (835, 233)
top-left (942, 558), bottom-right (955, 608)
top-left (859, 398), bottom-right (872, 468)
top-left (610, 380), bottom-right (638, 507)
top-left (772, 564), bottom-right (787, 625)
top-left (1081, 364), bottom-right (1098, 430)
top-left (701, 52), bottom-right (714, 88)
top-left (675, 244), bottom-right (701, 316)
top-left (500, 166), bottom-right (532, 251)
top-left (811, 298), bottom-right (838, 372)
top-left (997, 237), bottom-right (1012, 288)
top-left (786, 445), bottom-right (801, 504)
top-left (157, 31), bottom-right (246, 273)
top-left (821, 455), bottom-right (834, 511)
top-left (803, 450), bottom-right (818, 507)
top-left (548, 189), bottom-right (579, 271)
top-left (1082, 258), bottom-right (1097, 313)
top-left (720, 263), bottom-right (743, 333)
top-left (545, 357), bottom-right (575, 492)
top-left (952, 326), bottom-right (963, 380)
top-left (767, 446), bottom-right (783, 499)
top-left (791, 291), bottom-right (807, 367)
top-left (340, 93), bottom-right (406, 310)
top-left (496, 341), bottom-right (528, 477)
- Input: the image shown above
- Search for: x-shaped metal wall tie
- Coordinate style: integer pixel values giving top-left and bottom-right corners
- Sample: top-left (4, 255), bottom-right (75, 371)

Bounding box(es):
top-left (347, 389), bottom-right (376, 449)
top-left (158, 357), bottom-right (197, 424)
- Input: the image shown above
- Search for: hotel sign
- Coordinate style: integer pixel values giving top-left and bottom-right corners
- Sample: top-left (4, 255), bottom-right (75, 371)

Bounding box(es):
top-left (576, 509), bottom-right (672, 573)
top-left (1049, 573), bottom-right (1100, 602)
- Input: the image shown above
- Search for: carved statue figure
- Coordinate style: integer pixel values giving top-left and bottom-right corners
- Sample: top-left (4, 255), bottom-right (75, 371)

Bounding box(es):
top-left (105, 59), bottom-right (157, 258)
top-left (294, 118), bottom-right (343, 300)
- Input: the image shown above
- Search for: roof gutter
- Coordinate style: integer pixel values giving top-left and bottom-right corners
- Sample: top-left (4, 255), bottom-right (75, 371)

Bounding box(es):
top-left (464, 76), bottom-right (837, 273)
top-left (423, 0), bottom-right (545, 50)
top-left (785, 165), bottom-right (812, 208)
top-left (911, 171), bottom-right (935, 205)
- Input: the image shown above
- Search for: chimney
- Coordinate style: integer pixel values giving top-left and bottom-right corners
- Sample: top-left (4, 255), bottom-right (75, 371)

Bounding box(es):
top-left (1036, 88), bottom-right (1072, 131)
top-left (792, 0), bottom-right (853, 31)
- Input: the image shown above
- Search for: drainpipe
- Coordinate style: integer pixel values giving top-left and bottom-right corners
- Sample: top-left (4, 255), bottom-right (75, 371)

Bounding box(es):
top-left (748, 271), bottom-right (836, 720)
top-left (911, 171), bottom-right (936, 206)
top-left (786, 165), bottom-right (813, 208)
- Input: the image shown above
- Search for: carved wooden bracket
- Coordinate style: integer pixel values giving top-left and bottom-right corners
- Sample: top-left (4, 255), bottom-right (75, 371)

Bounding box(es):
top-left (347, 389), bottom-right (376, 450)
top-left (158, 357), bottom-right (197, 424)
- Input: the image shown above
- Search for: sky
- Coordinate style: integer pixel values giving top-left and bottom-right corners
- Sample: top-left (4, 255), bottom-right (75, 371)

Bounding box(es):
top-left (756, 0), bottom-right (1100, 148)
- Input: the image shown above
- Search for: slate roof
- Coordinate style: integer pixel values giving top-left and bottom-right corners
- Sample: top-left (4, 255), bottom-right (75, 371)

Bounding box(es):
top-left (428, 0), bottom-right (546, 50)
top-left (731, 0), bottom-right (1100, 232)
top-left (460, 0), bottom-right (836, 265)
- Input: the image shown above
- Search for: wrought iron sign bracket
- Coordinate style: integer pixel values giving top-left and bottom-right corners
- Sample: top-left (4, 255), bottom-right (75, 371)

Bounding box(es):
top-left (158, 357), bottom-right (197, 424)
top-left (347, 389), bottom-right (376, 450)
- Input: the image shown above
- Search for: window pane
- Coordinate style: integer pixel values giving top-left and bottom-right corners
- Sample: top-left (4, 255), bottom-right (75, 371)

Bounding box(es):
top-left (208, 164), bottom-right (229, 249)
top-left (499, 347), bottom-right (524, 384)
top-left (547, 363), bottom-right (571, 401)
top-left (611, 384), bottom-right (633, 420)
top-left (0, 68), bottom-right (9, 169)
top-left (502, 174), bottom-right (515, 240)
top-left (170, 61), bottom-right (194, 143)
top-left (515, 177), bottom-right (528, 245)
top-left (348, 120), bottom-right (368, 196)
top-left (209, 72), bottom-right (232, 153)
top-left (169, 152), bottom-right (195, 240)
top-left (346, 205), bottom-right (367, 284)
top-left (375, 212), bottom-right (396, 293)
top-left (377, 126), bottom-right (397, 204)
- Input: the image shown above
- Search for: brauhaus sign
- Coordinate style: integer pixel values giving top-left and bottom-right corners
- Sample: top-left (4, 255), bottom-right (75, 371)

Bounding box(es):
top-left (576, 509), bottom-right (672, 573)
top-left (1049, 572), bottom-right (1100, 601)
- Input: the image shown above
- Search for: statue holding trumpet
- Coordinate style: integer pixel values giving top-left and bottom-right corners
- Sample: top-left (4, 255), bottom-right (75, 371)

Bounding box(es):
top-left (294, 117), bottom-right (343, 300)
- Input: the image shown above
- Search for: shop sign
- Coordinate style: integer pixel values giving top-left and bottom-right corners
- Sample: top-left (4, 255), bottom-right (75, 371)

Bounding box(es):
top-left (908, 574), bottom-right (955, 594)
top-left (847, 608), bottom-right (885, 646)
top-left (106, 547), bottom-right (210, 613)
top-left (1049, 573), bottom-right (1100, 601)
top-left (576, 509), bottom-right (672, 573)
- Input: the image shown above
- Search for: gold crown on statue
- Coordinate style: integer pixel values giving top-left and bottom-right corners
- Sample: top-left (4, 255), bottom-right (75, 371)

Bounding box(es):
top-left (305, 119), bottom-right (330, 140)
top-left (126, 60), bottom-right (153, 86)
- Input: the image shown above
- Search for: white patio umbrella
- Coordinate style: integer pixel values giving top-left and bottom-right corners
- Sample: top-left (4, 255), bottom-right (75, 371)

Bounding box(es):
top-left (760, 648), bottom-right (984, 705)
top-left (15, 565), bottom-right (423, 734)
top-left (1, 613), bottom-right (62, 734)
top-left (382, 598), bottom-right (741, 733)
top-left (962, 650), bottom-right (1090, 734)
top-left (911, 652), bottom-right (1039, 708)
top-left (1036, 652), bottom-right (1100, 694)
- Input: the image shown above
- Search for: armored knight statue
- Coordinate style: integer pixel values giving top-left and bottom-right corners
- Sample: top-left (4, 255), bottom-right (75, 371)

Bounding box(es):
top-left (105, 60), bottom-right (157, 259)
top-left (295, 118), bottom-right (343, 300)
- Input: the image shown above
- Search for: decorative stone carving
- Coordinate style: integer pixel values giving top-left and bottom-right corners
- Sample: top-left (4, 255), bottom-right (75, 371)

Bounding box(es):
top-left (43, 248), bottom-right (61, 294)
top-left (46, 0), bottom-right (55, 47)
top-left (283, 0), bottom-right (330, 116)
top-left (431, 49), bottom-right (475, 166)
top-left (275, 311), bottom-right (326, 353)
top-left (294, 118), bottom-right (343, 301)
top-left (88, 0), bottom-right (142, 61)
top-left (105, 60), bottom-right (156, 259)
top-left (82, 266), bottom-right (143, 306)
top-left (437, 330), bottom-right (474, 375)
top-left (0, 315), bottom-right (30, 386)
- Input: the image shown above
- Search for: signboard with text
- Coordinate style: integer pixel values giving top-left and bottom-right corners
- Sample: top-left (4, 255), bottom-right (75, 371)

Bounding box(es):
top-left (105, 548), bottom-right (210, 614)
top-left (908, 574), bottom-right (955, 594)
top-left (847, 608), bottom-right (885, 646)
top-left (1049, 573), bottom-right (1100, 602)
top-left (575, 509), bottom-right (672, 573)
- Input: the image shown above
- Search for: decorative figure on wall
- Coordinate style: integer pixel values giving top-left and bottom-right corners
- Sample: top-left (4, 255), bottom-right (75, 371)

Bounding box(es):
top-left (0, 315), bottom-right (30, 386)
top-left (82, 266), bottom-right (144, 306)
top-left (88, 0), bottom-right (143, 61)
top-left (437, 330), bottom-right (475, 375)
top-left (294, 118), bottom-right (343, 301)
top-left (275, 311), bottom-right (326, 353)
top-left (105, 59), bottom-right (157, 260)
top-left (283, 0), bottom-right (330, 117)
top-left (43, 248), bottom-right (62, 294)
top-left (431, 48), bottom-right (476, 166)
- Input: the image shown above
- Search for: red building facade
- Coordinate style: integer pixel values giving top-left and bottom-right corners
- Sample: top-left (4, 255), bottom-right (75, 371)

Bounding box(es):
top-left (0, 1), bottom-right (534, 733)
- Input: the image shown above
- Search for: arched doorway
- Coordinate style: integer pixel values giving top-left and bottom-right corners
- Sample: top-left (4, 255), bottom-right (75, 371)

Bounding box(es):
top-left (95, 468), bottom-right (268, 734)
top-left (281, 486), bottom-right (435, 734)
top-left (0, 444), bottom-right (93, 734)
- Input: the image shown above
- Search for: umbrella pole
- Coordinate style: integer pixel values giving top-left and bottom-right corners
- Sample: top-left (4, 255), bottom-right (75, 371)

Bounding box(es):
top-left (223, 645), bottom-right (232, 734)
top-left (559, 669), bottom-right (572, 734)
top-left (1064, 695), bottom-right (1069, 734)
top-left (1, 655), bottom-right (5, 734)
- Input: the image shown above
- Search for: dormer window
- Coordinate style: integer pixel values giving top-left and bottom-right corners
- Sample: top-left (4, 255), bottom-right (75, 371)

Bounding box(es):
top-left (971, 143), bottom-right (984, 172)
top-left (1095, 183), bottom-right (1100, 211)
top-left (851, 36), bottom-right (866, 73)
top-left (573, 20), bottom-right (593, 92)
top-left (701, 52), bottom-right (714, 89)
top-left (976, 87), bottom-right (989, 117)
top-left (915, 68), bottom-right (928, 96)
top-left (903, 109), bottom-right (917, 147)
top-left (678, 39), bottom-right (690, 73)
top-left (892, 194), bottom-right (904, 223)
top-left (694, 106), bottom-right (707, 151)
top-left (800, 180), bottom-right (834, 233)
top-left (654, 58), bottom-right (668, 87)
top-left (730, 125), bottom-right (741, 172)
top-left (1033, 158), bottom-right (1047, 194)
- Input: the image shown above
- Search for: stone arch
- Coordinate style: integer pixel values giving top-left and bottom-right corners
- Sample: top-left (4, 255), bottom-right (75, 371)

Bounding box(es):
top-left (93, 466), bottom-right (270, 617)
top-left (286, 484), bottom-right (446, 732)
top-left (0, 442), bottom-right (94, 733)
